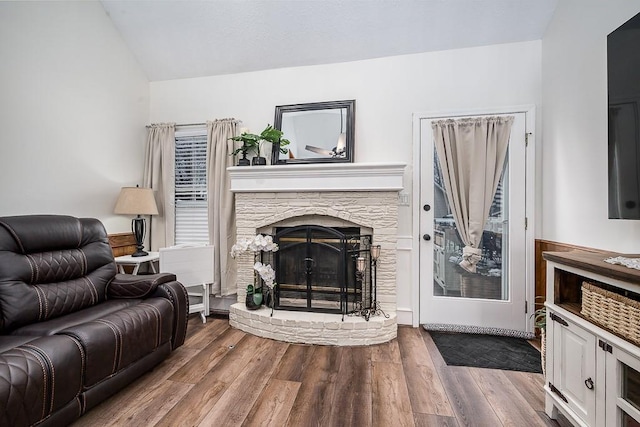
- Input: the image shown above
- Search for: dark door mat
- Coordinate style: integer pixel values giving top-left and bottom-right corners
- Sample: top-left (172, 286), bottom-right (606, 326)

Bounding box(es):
top-left (429, 331), bottom-right (542, 373)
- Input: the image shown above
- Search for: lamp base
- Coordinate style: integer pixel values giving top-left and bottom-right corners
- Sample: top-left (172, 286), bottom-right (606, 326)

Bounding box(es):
top-left (131, 248), bottom-right (149, 257)
top-left (131, 217), bottom-right (148, 258)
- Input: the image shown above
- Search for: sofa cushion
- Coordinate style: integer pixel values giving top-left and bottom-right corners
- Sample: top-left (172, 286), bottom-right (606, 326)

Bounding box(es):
top-left (0, 216), bottom-right (116, 333)
top-left (10, 299), bottom-right (141, 337)
top-left (0, 335), bottom-right (83, 427)
top-left (59, 297), bottom-right (174, 387)
top-left (0, 335), bottom-right (39, 353)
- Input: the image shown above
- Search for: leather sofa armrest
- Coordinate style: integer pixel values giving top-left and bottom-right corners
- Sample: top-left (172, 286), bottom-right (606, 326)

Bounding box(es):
top-left (107, 273), bottom-right (177, 299)
top-left (151, 281), bottom-right (189, 349)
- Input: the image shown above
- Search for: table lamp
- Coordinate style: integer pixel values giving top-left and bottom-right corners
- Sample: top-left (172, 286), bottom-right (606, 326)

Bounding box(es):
top-left (114, 186), bottom-right (159, 257)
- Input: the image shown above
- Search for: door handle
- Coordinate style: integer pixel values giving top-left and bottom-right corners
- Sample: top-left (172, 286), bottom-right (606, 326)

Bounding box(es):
top-left (304, 257), bottom-right (314, 275)
top-left (423, 234), bottom-right (431, 241)
top-left (585, 377), bottom-right (594, 390)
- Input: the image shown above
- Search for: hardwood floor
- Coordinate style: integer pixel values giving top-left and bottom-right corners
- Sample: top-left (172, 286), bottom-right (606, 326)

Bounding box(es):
top-left (72, 315), bottom-right (567, 427)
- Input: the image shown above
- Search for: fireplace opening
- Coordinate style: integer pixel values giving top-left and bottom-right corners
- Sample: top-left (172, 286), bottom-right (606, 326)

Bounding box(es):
top-left (271, 225), bottom-right (372, 315)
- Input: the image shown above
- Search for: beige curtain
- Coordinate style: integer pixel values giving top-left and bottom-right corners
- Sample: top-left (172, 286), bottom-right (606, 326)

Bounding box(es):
top-left (432, 116), bottom-right (513, 273)
top-left (207, 119), bottom-right (238, 296)
top-left (142, 123), bottom-right (176, 250)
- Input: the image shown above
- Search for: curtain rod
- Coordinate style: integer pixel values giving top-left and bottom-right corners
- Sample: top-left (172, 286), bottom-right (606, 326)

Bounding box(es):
top-left (146, 119), bottom-right (241, 128)
top-left (145, 122), bottom-right (205, 128)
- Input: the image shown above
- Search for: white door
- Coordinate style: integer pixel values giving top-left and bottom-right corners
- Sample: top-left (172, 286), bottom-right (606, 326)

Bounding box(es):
top-left (419, 111), bottom-right (528, 332)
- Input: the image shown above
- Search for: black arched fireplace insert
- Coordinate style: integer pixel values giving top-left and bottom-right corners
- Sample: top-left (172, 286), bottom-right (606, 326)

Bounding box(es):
top-left (268, 225), bottom-right (378, 318)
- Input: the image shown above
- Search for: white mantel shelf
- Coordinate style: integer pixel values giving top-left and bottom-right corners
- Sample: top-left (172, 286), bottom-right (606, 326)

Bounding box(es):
top-left (229, 162), bottom-right (406, 193)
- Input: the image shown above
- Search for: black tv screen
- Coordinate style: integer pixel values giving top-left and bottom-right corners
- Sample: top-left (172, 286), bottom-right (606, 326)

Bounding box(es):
top-left (608, 11), bottom-right (640, 219)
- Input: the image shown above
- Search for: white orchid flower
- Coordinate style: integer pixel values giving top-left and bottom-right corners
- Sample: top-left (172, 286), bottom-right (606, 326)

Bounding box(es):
top-left (254, 261), bottom-right (276, 289)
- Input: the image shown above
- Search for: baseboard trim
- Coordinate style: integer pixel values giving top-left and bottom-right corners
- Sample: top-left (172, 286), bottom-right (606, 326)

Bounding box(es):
top-left (396, 308), bottom-right (413, 325)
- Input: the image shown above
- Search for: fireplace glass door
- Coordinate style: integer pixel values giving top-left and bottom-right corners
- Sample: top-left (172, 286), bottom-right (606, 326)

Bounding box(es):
top-left (273, 226), bottom-right (365, 314)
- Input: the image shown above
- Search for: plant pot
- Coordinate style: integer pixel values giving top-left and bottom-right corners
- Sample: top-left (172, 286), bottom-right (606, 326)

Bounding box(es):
top-left (245, 285), bottom-right (261, 310)
top-left (252, 156), bottom-right (267, 166)
top-left (253, 291), bottom-right (263, 306)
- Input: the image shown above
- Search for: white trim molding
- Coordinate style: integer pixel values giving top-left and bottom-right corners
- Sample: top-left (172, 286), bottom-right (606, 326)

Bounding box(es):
top-left (229, 162), bottom-right (406, 193)
top-left (396, 235), bottom-right (414, 325)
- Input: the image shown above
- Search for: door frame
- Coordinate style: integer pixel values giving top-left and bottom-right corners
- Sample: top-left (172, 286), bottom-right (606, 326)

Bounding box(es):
top-left (410, 105), bottom-right (536, 330)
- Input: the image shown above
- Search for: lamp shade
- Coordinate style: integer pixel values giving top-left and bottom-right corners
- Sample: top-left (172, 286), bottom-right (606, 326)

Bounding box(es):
top-left (114, 187), bottom-right (158, 215)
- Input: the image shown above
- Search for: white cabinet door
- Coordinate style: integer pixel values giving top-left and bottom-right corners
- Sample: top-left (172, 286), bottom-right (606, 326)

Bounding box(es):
top-left (552, 314), bottom-right (597, 426)
top-left (606, 345), bottom-right (640, 426)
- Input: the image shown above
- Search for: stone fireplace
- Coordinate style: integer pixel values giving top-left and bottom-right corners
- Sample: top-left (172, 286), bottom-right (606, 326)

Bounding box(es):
top-left (228, 162), bottom-right (405, 345)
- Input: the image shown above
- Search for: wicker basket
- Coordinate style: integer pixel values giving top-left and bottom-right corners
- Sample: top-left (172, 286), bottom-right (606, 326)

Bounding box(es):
top-left (581, 281), bottom-right (640, 346)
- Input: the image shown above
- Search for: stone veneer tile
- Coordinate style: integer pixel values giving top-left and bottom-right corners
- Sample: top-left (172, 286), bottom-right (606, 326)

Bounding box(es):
top-left (229, 303), bottom-right (397, 346)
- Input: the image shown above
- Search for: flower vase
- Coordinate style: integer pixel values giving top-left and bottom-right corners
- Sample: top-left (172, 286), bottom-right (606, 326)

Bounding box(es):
top-left (245, 285), bottom-right (261, 310)
top-left (253, 289), bottom-right (263, 306)
top-left (264, 287), bottom-right (272, 308)
top-left (265, 286), bottom-right (276, 317)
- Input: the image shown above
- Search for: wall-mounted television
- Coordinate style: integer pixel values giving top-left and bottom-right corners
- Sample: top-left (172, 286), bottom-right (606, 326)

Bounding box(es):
top-left (608, 11), bottom-right (640, 219)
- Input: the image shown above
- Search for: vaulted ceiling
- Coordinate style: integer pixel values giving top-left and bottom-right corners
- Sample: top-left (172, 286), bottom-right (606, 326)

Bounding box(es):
top-left (101, 0), bottom-right (558, 82)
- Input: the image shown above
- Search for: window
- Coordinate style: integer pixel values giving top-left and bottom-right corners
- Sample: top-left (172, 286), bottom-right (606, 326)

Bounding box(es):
top-left (175, 127), bottom-right (209, 245)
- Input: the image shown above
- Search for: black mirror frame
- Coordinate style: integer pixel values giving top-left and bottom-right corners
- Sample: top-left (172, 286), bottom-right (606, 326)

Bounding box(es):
top-left (272, 100), bottom-right (355, 164)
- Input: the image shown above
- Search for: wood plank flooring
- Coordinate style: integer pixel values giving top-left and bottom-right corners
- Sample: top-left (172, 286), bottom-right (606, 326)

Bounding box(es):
top-left (71, 315), bottom-right (567, 427)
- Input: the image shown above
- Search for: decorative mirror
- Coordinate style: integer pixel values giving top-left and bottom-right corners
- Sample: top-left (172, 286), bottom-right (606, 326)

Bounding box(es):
top-left (272, 100), bottom-right (355, 164)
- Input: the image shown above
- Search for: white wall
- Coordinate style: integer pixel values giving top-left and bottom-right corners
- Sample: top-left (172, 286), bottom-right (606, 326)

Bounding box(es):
top-left (151, 43), bottom-right (541, 199)
top-left (0, 1), bottom-right (149, 233)
top-left (150, 41), bottom-right (541, 324)
top-left (542, 1), bottom-right (640, 251)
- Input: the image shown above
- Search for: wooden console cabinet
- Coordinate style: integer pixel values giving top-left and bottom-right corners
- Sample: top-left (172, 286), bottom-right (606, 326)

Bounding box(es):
top-left (544, 251), bottom-right (640, 427)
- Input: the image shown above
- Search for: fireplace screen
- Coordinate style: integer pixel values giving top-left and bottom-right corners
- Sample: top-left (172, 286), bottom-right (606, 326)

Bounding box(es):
top-left (271, 225), bottom-right (372, 315)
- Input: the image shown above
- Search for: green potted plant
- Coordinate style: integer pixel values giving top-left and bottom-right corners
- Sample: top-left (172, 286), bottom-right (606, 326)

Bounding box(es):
top-left (230, 125), bottom-right (290, 166)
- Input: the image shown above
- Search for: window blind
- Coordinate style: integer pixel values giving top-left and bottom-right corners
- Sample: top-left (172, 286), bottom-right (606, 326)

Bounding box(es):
top-left (175, 130), bottom-right (209, 245)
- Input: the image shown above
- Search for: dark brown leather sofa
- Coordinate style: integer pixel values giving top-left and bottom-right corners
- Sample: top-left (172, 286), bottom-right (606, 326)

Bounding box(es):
top-left (0, 215), bottom-right (188, 426)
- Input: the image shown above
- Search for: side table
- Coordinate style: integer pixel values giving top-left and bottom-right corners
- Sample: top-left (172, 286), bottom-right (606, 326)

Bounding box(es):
top-left (114, 252), bottom-right (159, 275)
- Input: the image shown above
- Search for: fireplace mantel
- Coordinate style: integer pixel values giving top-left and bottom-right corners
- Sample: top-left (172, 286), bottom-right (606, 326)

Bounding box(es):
top-left (229, 162), bottom-right (405, 193)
